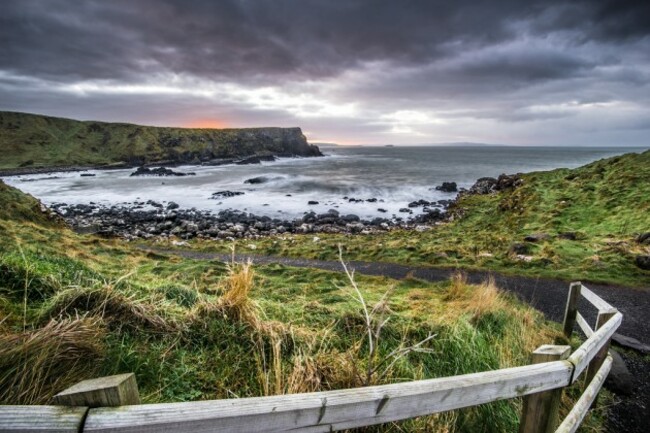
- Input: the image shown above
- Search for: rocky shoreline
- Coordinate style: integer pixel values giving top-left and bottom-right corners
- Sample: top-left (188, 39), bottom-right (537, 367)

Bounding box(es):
top-left (48, 173), bottom-right (523, 241)
top-left (53, 201), bottom-right (447, 241)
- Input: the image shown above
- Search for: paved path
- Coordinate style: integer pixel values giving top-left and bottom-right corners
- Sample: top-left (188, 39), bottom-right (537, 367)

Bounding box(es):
top-left (146, 248), bottom-right (650, 344)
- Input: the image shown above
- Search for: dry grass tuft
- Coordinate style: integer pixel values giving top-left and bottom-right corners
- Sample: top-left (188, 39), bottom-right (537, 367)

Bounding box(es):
top-left (219, 260), bottom-right (259, 326)
top-left (444, 272), bottom-right (469, 301)
top-left (285, 351), bottom-right (322, 394)
top-left (442, 273), bottom-right (506, 320)
top-left (466, 276), bottom-right (506, 318)
top-left (0, 316), bottom-right (105, 404)
top-left (41, 285), bottom-right (176, 333)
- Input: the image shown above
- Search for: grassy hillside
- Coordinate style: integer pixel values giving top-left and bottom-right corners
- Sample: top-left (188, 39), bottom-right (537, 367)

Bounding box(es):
top-left (0, 181), bottom-right (606, 432)
top-left (0, 111), bottom-right (321, 170)
top-left (192, 149), bottom-right (650, 287)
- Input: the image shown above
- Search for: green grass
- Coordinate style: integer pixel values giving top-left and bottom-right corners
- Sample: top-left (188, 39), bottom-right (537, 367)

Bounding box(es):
top-left (179, 149), bottom-right (650, 287)
top-left (0, 180), bottom-right (606, 432)
top-left (0, 111), bottom-right (319, 169)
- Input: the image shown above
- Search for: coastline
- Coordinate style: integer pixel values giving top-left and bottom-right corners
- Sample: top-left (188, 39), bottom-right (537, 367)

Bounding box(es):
top-left (0, 153), bottom-right (323, 177)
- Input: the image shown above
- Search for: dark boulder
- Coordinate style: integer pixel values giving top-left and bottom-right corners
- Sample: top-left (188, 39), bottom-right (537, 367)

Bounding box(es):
top-left (636, 232), bottom-right (650, 244)
top-left (495, 173), bottom-right (523, 190)
top-left (408, 199), bottom-right (430, 208)
top-left (130, 166), bottom-right (195, 177)
top-left (635, 255), bottom-right (650, 270)
top-left (468, 174), bottom-right (522, 195)
top-left (469, 177), bottom-right (497, 194)
top-left (558, 232), bottom-right (579, 241)
top-left (377, 208), bottom-right (387, 213)
top-left (211, 191), bottom-right (245, 199)
top-left (308, 201), bottom-right (319, 205)
top-left (604, 351), bottom-right (634, 396)
top-left (244, 176), bottom-right (269, 184)
top-left (341, 214), bottom-right (360, 222)
top-left (411, 209), bottom-right (443, 223)
top-left (524, 233), bottom-right (551, 242)
top-left (302, 211), bottom-right (317, 223)
top-left (435, 182), bottom-right (457, 193)
top-left (235, 155), bottom-right (276, 165)
top-left (167, 202), bottom-right (179, 210)
top-left (80, 173), bottom-right (96, 177)
top-left (509, 243), bottom-right (530, 255)
top-left (612, 333), bottom-right (650, 355)
top-left (398, 208), bottom-right (412, 213)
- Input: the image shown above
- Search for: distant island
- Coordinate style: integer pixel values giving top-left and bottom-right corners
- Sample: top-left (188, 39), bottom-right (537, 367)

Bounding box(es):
top-left (0, 111), bottom-right (322, 173)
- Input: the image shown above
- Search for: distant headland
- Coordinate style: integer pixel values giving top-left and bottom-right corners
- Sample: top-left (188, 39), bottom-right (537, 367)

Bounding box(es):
top-left (0, 111), bottom-right (322, 174)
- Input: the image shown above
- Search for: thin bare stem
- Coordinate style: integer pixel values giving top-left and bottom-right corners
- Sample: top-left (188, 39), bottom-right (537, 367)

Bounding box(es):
top-left (338, 245), bottom-right (374, 383)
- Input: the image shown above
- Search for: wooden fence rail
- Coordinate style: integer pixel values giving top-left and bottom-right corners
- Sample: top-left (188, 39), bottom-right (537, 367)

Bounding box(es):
top-left (0, 282), bottom-right (622, 433)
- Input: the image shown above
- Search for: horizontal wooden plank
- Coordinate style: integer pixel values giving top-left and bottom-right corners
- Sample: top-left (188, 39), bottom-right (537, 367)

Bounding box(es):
top-left (0, 406), bottom-right (88, 433)
top-left (555, 355), bottom-right (613, 433)
top-left (84, 361), bottom-right (573, 433)
top-left (579, 286), bottom-right (613, 312)
top-left (576, 312), bottom-right (593, 338)
top-left (568, 312), bottom-right (621, 383)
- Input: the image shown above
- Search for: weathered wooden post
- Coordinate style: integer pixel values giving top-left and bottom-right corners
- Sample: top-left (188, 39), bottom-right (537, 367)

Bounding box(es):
top-left (585, 308), bottom-right (617, 410)
top-left (52, 373), bottom-right (140, 407)
top-left (519, 345), bottom-right (571, 433)
top-left (562, 282), bottom-right (582, 338)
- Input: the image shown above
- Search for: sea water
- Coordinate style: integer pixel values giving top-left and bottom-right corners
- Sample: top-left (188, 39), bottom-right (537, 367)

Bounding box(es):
top-left (3, 146), bottom-right (644, 220)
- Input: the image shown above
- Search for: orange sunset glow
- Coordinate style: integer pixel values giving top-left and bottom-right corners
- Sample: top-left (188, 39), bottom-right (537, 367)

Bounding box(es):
top-left (185, 119), bottom-right (229, 129)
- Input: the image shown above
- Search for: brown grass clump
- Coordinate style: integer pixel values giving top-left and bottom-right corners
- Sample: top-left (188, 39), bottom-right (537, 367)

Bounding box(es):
top-left (41, 285), bottom-right (176, 333)
top-left (0, 317), bottom-right (105, 404)
top-left (442, 272), bottom-right (507, 320)
top-left (219, 260), bottom-right (259, 325)
top-left (285, 351), bottom-right (322, 394)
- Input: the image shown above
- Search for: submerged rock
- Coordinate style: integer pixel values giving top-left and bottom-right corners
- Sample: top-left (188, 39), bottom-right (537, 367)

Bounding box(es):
top-left (211, 191), bottom-right (245, 199)
top-left (235, 155), bottom-right (276, 165)
top-left (130, 166), bottom-right (195, 177)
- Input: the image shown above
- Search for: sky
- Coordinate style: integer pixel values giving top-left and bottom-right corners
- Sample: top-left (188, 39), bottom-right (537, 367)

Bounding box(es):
top-left (1, 0), bottom-right (649, 146)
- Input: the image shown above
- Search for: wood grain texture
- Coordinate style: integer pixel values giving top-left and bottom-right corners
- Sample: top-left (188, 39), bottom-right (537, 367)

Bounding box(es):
top-left (556, 355), bottom-right (613, 433)
top-left (568, 311), bottom-right (621, 383)
top-left (0, 406), bottom-right (87, 433)
top-left (579, 286), bottom-right (613, 312)
top-left (52, 373), bottom-right (140, 408)
top-left (83, 362), bottom-right (573, 433)
top-left (563, 282), bottom-right (582, 338)
top-left (575, 312), bottom-right (593, 338)
top-left (519, 346), bottom-right (571, 433)
top-left (585, 311), bottom-right (616, 385)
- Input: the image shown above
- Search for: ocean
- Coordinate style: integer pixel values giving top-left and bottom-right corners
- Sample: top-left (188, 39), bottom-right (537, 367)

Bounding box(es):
top-left (3, 145), bottom-right (645, 220)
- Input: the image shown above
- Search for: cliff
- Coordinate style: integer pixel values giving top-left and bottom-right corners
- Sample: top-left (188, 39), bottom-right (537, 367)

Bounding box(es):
top-left (0, 111), bottom-right (322, 171)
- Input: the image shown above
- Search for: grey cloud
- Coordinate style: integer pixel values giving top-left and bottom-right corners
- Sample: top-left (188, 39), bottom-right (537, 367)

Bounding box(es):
top-left (0, 0), bottom-right (649, 146)
top-left (2, 0), bottom-right (625, 83)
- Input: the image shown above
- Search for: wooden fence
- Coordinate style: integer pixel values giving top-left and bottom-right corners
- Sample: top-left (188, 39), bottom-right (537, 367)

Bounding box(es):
top-left (0, 282), bottom-right (622, 433)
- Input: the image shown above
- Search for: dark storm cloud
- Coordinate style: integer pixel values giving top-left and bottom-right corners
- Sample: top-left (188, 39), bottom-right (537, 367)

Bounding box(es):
top-left (4, 0), bottom-right (644, 83)
top-left (0, 0), bottom-right (649, 145)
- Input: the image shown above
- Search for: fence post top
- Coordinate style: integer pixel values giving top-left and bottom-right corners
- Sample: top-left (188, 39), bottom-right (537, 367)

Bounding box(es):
top-left (533, 345), bottom-right (571, 359)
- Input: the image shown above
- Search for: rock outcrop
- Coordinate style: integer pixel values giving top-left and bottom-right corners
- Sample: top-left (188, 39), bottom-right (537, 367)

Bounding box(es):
top-left (0, 111), bottom-right (323, 172)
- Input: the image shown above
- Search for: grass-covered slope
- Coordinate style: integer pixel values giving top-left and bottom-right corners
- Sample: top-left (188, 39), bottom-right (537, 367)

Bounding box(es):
top-left (0, 111), bottom-right (321, 170)
top-left (205, 149), bottom-right (650, 287)
top-left (0, 181), bottom-right (605, 432)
